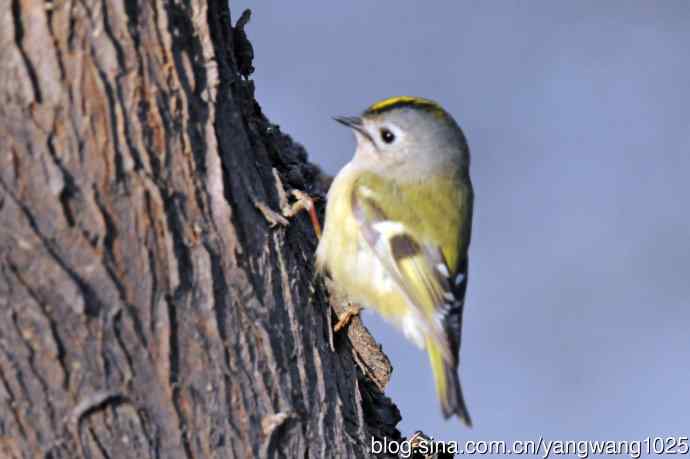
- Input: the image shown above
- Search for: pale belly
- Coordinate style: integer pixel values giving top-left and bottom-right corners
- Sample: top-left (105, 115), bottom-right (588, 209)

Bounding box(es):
top-left (317, 206), bottom-right (427, 349)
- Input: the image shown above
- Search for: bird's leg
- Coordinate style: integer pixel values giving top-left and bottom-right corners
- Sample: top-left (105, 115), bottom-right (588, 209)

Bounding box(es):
top-left (333, 303), bottom-right (363, 332)
top-left (270, 168), bottom-right (322, 239)
top-left (282, 189), bottom-right (322, 239)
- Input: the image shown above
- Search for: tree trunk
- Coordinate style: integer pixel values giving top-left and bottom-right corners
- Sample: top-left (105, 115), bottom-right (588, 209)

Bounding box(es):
top-left (0, 1), bottom-right (401, 457)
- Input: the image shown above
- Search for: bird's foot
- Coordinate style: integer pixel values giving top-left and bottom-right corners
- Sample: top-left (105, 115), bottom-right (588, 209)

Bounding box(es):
top-left (333, 303), bottom-right (363, 332)
top-left (270, 168), bottom-right (322, 238)
top-left (281, 189), bottom-right (321, 239)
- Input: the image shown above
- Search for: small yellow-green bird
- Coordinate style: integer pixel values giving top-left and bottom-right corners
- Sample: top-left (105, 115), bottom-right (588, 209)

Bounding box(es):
top-left (316, 96), bottom-right (474, 426)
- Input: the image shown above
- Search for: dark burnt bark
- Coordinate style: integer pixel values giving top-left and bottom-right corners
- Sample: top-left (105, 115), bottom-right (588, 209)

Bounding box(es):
top-left (0, 1), bottom-right (401, 457)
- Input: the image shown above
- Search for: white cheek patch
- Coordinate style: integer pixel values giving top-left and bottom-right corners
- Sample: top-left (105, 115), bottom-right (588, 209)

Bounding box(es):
top-left (364, 122), bottom-right (407, 151)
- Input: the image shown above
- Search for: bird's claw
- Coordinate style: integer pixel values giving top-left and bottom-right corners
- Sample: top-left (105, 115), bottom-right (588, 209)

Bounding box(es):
top-left (333, 303), bottom-right (363, 332)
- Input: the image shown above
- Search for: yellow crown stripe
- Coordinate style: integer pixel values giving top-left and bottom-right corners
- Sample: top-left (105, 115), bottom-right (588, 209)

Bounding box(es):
top-left (365, 96), bottom-right (445, 118)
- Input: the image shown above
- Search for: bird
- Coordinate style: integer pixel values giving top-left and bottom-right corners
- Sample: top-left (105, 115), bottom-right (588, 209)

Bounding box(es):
top-left (316, 96), bottom-right (474, 425)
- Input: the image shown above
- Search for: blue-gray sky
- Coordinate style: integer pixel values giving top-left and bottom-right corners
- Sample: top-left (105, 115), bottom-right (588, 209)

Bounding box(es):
top-left (233, 0), bottom-right (690, 447)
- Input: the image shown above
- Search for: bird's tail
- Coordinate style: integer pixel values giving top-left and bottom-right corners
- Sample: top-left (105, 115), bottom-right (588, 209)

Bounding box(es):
top-left (426, 338), bottom-right (472, 427)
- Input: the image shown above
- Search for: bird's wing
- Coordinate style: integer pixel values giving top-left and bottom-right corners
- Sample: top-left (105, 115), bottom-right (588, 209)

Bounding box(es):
top-left (350, 175), bottom-right (469, 365)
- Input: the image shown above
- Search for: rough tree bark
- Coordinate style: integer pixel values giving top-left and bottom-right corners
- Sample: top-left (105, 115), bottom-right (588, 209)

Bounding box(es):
top-left (0, 1), bottom-right (403, 457)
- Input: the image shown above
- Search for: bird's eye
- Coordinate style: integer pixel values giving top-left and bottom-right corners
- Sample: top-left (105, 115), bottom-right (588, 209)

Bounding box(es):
top-left (380, 128), bottom-right (395, 144)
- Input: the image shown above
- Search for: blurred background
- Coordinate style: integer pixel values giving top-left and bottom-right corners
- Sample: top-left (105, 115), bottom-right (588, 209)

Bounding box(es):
top-left (233, 0), bottom-right (690, 447)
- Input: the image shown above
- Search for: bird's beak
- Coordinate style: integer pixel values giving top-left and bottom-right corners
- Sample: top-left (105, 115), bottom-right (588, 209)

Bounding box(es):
top-left (333, 116), bottom-right (363, 130)
top-left (333, 116), bottom-right (373, 144)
